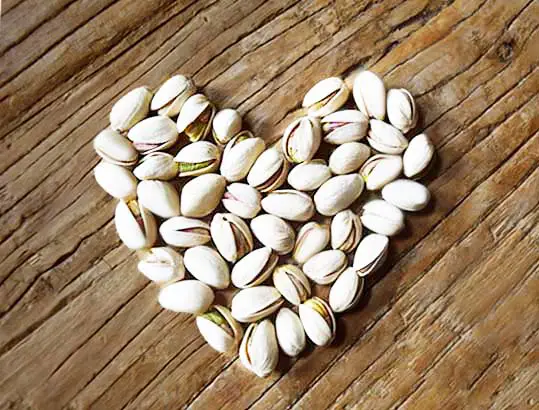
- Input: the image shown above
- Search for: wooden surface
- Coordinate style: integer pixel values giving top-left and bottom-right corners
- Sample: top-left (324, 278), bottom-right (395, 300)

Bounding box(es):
top-left (1, 0), bottom-right (538, 408)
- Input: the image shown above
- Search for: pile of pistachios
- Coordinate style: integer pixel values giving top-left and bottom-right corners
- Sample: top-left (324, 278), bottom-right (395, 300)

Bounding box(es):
top-left (93, 71), bottom-right (435, 378)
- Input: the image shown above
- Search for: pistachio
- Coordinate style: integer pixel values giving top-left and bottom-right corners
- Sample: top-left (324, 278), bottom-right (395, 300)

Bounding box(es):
top-left (151, 75), bottom-right (196, 117)
top-left (115, 199), bottom-right (157, 250)
top-left (261, 190), bottom-right (315, 222)
top-left (231, 247), bottom-right (278, 288)
top-left (180, 173), bottom-right (226, 217)
top-left (314, 174), bottom-right (364, 216)
top-left (403, 133), bottom-right (435, 179)
top-left (196, 305), bottom-right (243, 354)
top-left (133, 152), bottom-right (178, 180)
top-left (247, 147), bottom-right (289, 192)
top-left (287, 159), bottom-right (331, 191)
top-left (250, 214), bottom-right (295, 255)
top-left (302, 77), bottom-right (349, 117)
top-left (299, 297), bottom-right (336, 346)
top-left (282, 116), bottom-right (321, 164)
top-left (220, 131), bottom-right (266, 182)
top-left (176, 94), bottom-right (216, 142)
top-left (239, 320), bottom-right (279, 378)
top-left (158, 280), bottom-right (214, 314)
top-left (212, 108), bottom-right (242, 145)
top-left (222, 183), bottom-right (261, 219)
top-left (231, 286), bottom-right (283, 323)
top-left (137, 247), bottom-right (185, 284)
top-left (275, 308), bottom-right (306, 357)
top-left (303, 249), bottom-right (347, 285)
top-left (292, 222), bottom-right (330, 265)
top-left (159, 216), bottom-right (211, 247)
top-left (367, 119), bottom-right (408, 155)
top-left (272, 264), bottom-right (311, 305)
top-left (321, 110), bottom-right (369, 144)
top-left (360, 199), bottom-right (405, 236)
top-left (137, 180), bottom-right (180, 218)
top-left (382, 179), bottom-right (430, 211)
top-left (353, 233), bottom-right (389, 277)
top-left (331, 209), bottom-right (362, 253)
top-left (93, 128), bottom-right (138, 166)
top-left (184, 245), bottom-right (230, 289)
top-left (94, 161), bottom-right (137, 200)
top-left (110, 87), bottom-right (152, 132)
top-left (174, 141), bottom-right (221, 177)
top-left (210, 213), bottom-right (254, 262)
top-left (127, 116), bottom-right (179, 154)
top-left (328, 142), bottom-right (370, 175)
top-left (352, 70), bottom-right (386, 120)
top-left (329, 268), bottom-right (364, 313)
top-left (387, 88), bottom-right (417, 133)
top-left (359, 154), bottom-right (403, 191)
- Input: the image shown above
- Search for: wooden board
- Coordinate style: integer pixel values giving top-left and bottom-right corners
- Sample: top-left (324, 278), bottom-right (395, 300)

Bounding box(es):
top-left (1, 0), bottom-right (538, 408)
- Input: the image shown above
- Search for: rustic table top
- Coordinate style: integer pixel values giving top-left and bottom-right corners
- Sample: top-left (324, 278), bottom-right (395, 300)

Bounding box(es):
top-left (1, 0), bottom-right (538, 409)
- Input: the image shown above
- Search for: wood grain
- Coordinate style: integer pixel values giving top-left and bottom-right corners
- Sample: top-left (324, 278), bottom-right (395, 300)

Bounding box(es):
top-left (0, 0), bottom-right (537, 409)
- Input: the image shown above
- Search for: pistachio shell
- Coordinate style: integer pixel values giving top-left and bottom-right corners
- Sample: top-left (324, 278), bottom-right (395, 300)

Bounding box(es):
top-left (303, 250), bottom-right (347, 285)
top-left (275, 308), bottom-right (306, 357)
top-left (158, 280), bottom-right (214, 314)
top-left (231, 247), bottom-right (278, 288)
top-left (353, 233), bottom-right (389, 277)
top-left (137, 180), bottom-right (180, 218)
top-left (184, 245), bottom-right (230, 289)
top-left (159, 216), bottom-right (211, 247)
top-left (176, 94), bottom-right (216, 142)
top-left (212, 108), bottom-right (242, 145)
top-left (250, 214), bottom-right (295, 255)
top-left (329, 268), bottom-right (364, 313)
top-left (321, 110), bottom-right (369, 144)
top-left (330, 209), bottom-right (362, 253)
top-left (303, 77), bottom-right (349, 117)
top-left (282, 117), bottom-right (321, 164)
top-left (231, 286), bottom-right (283, 323)
top-left (220, 132), bottom-right (266, 182)
top-left (382, 179), bottom-right (430, 211)
top-left (93, 129), bottom-right (138, 166)
top-left (196, 305), bottom-right (243, 354)
top-left (367, 119), bottom-right (408, 155)
top-left (137, 247), bottom-right (185, 284)
top-left (133, 152), bottom-right (178, 180)
top-left (151, 75), bottom-right (196, 117)
top-left (359, 154), bottom-right (403, 191)
top-left (299, 297), bottom-right (336, 346)
top-left (247, 147), bottom-right (289, 192)
top-left (360, 199), bottom-right (405, 236)
top-left (127, 116), bottom-right (179, 154)
top-left (222, 183), bottom-right (262, 219)
top-left (292, 222), bottom-right (330, 264)
top-left (387, 88), bottom-right (417, 133)
top-left (110, 87), bottom-right (152, 132)
top-left (261, 190), bottom-right (315, 222)
top-left (403, 133), bottom-right (435, 179)
top-left (314, 174), bottom-right (364, 216)
top-left (174, 141), bottom-right (221, 177)
top-left (115, 200), bottom-right (157, 250)
top-left (328, 142), bottom-right (370, 175)
top-left (239, 320), bottom-right (279, 378)
top-left (287, 159), bottom-right (331, 191)
top-left (180, 173), bottom-right (226, 217)
top-left (94, 161), bottom-right (137, 199)
top-left (352, 70), bottom-right (386, 120)
top-left (210, 213), bottom-right (254, 263)
top-left (272, 264), bottom-right (311, 305)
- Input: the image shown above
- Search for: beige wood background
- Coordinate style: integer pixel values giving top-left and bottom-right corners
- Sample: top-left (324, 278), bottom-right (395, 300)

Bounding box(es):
top-left (1, 0), bottom-right (538, 408)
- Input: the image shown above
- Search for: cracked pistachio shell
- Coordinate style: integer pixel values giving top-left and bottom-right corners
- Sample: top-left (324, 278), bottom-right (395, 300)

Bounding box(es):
top-left (282, 116), bottom-right (321, 164)
top-left (287, 159), bottom-right (331, 191)
top-left (220, 131), bottom-right (266, 182)
top-left (353, 233), bottom-right (389, 277)
top-left (403, 133), bottom-right (435, 179)
top-left (196, 305), bottom-right (243, 354)
top-left (212, 108), bottom-right (242, 145)
top-left (329, 268), bottom-right (364, 313)
top-left (110, 87), bottom-right (152, 132)
top-left (231, 247), bottom-right (278, 288)
top-left (151, 75), bottom-right (196, 117)
top-left (137, 247), bottom-right (185, 284)
top-left (158, 280), bottom-right (214, 314)
top-left (231, 286), bottom-right (283, 323)
top-left (184, 245), bottom-right (230, 289)
top-left (133, 152), bottom-right (178, 180)
top-left (250, 214), bottom-right (295, 255)
top-left (314, 174), bottom-right (364, 216)
top-left (275, 307), bottom-right (306, 357)
top-left (176, 94), bottom-right (216, 142)
top-left (93, 129), bottom-right (138, 166)
top-left (299, 297), bottom-right (336, 346)
top-left (331, 209), bottom-right (362, 253)
top-left (137, 180), bottom-right (180, 218)
top-left (321, 110), bottom-right (369, 144)
top-left (127, 116), bottom-right (179, 154)
top-left (382, 179), bottom-right (430, 211)
top-left (367, 119), bottom-right (408, 155)
top-left (387, 88), bottom-right (417, 133)
top-left (247, 147), bottom-right (289, 193)
top-left (303, 77), bottom-right (349, 117)
top-left (272, 264), bottom-right (311, 305)
top-left (360, 199), bottom-right (405, 236)
top-left (180, 173), bottom-right (226, 217)
top-left (292, 222), bottom-right (330, 265)
top-left (211, 213), bottom-right (254, 263)
top-left (174, 141), bottom-right (221, 177)
top-left (352, 70), bottom-right (386, 120)
top-left (115, 199), bottom-right (157, 250)
top-left (360, 154), bottom-right (403, 191)
top-left (239, 320), bottom-right (279, 378)
top-left (329, 142), bottom-right (371, 175)
top-left (261, 190), bottom-right (315, 222)
top-left (159, 216), bottom-right (210, 247)
top-left (94, 161), bottom-right (137, 200)
top-left (303, 249), bottom-right (347, 285)
top-left (222, 183), bottom-right (261, 219)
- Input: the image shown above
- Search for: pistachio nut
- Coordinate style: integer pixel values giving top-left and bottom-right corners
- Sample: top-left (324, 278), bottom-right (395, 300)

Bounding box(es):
top-left (330, 209), bottom-right (362, 253)
top-left (159, 216), bottom-right (211, 247)
top-left (360, 199), bottom-right (405, 236)
top-left (127, 115), bottom-right (179, 154)
top-left (212, 108), bottom-right (242, 145)
top-left (115, 199), bottom-right (157, 250)
top-left (184, 245), bottom-right (230, 289)
top-left (210, 213), bottom-right (254, 263)
top-left (176, 93), bottom-right (216, 142)
top-left (222, 183), bottom-right (261, 219)
top-left (133, 152), bottom-right (178, 180)
top-left (231, 286), bottom-right (283, 323)
top-left (321, 110), bottom-right (369, 144)
top-left (275, 307), bottom-right (306, 357)
top-left (174, 141), bottom-right (221, 177)
top-left (287, 159), bottom-right (331, 191)
top-left (272, 264), bottom-right (311, 305)
top-left (359, 154), bottom-right (403, 191)
top-left (292, 222), bottom-right (330, 265)
top-left (302, 77), bottom-right (349, 117)
top-left (329, 267), bottom-right (364, 313)
top-left (367, 119), bottom-right (408, 155)
top-left (137, 180), bottom-right (180, 218)
top-left (220, 131), bottom-right (266, 182)
top-left (314, 174), bottom-right (364, 216)
top-left (403, 133), bottom-right (435, 179)
top-left (382, 179), bottom-right (430, 211)
top-left (180, 173), bottom-right (226, 217)
top-left (110, 86), bottom-right (152, 132)
top-left (94, 161), bottom-right (137, 200)
top-left (247, 147), bottom-right (289, 192)
top-left (151, 75), bottom-right (196, 117)
top-left (231, 247), bottom-right (278, 288)
top-left (282, 116), bottom-right (321, 164)
top-left (299, 297), bottom-right (336, 346)
top-left (239, 320), bottom-right (279, 378)
top-left (387, 88), bottom-right (417, 133)
top-left (352, 70), bottom-right (386, 120)
top-left (93, 128), bottom-right (138, 166)
top-left (303, 249), bottom-right (347, 285)
top-left (196, 305), bottom-right (243, 354)
top-left (353, 233), bottom-right (389, 277)
top-left (137, 247), bottom-right (185, 284)
top-left (250, 214), bottom-right (295, 255)
top-left (158, 280), bottom-right (214, 314)
top-left (261, 190), bottom-right (315, 222)
top-left (328, 142), bottom-right (370, 175)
